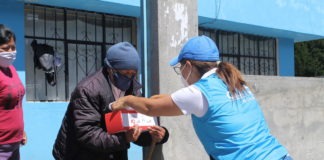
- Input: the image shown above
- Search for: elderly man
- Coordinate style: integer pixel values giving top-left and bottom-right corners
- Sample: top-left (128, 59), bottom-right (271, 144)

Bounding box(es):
top-left (53, 42), bottom-right (169, 160)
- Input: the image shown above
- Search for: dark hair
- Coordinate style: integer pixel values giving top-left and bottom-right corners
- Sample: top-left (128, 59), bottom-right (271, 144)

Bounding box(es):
top-left (181, 59), bottom-right (247, 97)
top-left (0, 24), bottom-right (16, 45)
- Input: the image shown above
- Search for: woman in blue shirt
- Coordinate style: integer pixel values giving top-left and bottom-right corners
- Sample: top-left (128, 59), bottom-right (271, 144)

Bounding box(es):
top-left (111, 35), bottom-right (292, 160)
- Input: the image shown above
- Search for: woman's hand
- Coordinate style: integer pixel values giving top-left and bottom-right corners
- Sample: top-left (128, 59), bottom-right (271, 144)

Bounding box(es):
top-left (21, 131), bottom-right (27, 145)
top-left (148, 126), bottom-right (166, 143)
top-left (111, 96), bottom-right (128, 111)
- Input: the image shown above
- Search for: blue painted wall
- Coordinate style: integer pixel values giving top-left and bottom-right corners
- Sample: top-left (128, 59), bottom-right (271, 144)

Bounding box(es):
top-left (0, 1), bottom-right (142, 159)
top-left (197, 0), bottom-right (323, 76)
top-left (198, 0), bottom-right (324, 42)
top-left (0, 1), bottom-right (25, 71)
top-left (0, 1), bottom-right (70, 159)
top-left (22, 95), bottom-right (68, 160)
top-left (1, 0), bottom-right (323, 159)
top-left (278, 38), bottom-right (295, 76)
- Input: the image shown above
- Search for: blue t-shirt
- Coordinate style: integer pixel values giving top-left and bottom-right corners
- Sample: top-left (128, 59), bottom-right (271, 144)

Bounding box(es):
top-left (192, 73), bottom-right (287, 160)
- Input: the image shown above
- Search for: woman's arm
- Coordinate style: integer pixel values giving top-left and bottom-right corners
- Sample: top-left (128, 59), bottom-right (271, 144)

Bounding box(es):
top-left (111, 94), bottom-right (183, 117)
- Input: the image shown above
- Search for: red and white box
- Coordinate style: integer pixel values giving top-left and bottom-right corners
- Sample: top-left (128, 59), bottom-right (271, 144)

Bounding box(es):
top-left (105, 109), bottom-right (158, 134)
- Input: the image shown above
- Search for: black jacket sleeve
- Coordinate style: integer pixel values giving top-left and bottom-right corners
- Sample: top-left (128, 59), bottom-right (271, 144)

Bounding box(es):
top-left (133, 127), bottom-right (169, 147)
top-left (72, 86), bottom-right (130, 153)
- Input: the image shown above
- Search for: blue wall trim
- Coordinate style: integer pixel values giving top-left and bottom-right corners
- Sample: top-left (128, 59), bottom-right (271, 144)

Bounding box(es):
top-left (28, 0), bottom-right (141, 17)
top-left (278, 38), bottom-right (295, 76)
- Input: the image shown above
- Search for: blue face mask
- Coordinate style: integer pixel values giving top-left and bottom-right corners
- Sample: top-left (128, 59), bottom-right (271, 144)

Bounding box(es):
top-left (113, 72), bottom-right (134, 91)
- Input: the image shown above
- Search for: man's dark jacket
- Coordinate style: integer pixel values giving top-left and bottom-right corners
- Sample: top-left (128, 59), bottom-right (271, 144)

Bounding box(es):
top-left (52, 68), bottom-right (169, 160)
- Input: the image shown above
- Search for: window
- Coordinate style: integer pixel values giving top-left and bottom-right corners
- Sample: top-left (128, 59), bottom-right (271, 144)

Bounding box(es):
top-left (25, 4), bottom-right (137, 101)
top-left (199, 28), bottom-right (277, 75)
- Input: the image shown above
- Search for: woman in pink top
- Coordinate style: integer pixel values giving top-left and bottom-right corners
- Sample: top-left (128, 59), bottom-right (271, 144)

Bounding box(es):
top-left (0, 24), bottom-right (26, 160)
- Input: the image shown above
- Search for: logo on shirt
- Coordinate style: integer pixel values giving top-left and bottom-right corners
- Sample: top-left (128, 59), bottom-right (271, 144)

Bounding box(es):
top-left (226, 86), bottom-right (255, 102)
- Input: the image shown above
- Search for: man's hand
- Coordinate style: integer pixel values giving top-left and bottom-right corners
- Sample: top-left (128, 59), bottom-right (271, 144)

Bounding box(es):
top-left (125, 125), bottom-right (142, 143)
top-left (148, 126), bottom-right (166, 143)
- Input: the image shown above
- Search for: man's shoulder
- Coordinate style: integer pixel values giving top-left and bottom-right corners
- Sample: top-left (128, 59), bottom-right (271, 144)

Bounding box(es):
top-left (77, 69), bottom-right (107, 87)
top-left (72, 68), bottom-right (111, 95)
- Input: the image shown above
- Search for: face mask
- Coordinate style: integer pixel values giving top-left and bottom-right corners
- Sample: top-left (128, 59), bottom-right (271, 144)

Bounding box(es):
top-left (180, 64), bottom-right (192, 87)
top-left (113, 72), bottom-right (134, 91)
top-left (0, 51), bottom-right (16, 68)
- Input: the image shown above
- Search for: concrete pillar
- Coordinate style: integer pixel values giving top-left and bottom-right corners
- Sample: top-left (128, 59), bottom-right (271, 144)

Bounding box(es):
top-left (142, 0), bottom-right (208, 160)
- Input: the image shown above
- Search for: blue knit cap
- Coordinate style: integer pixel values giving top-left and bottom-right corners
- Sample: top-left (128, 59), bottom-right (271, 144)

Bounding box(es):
top-left (169, 35), bottom-right (220, 66)
top-left (104, 42), bottom-right (140, 70)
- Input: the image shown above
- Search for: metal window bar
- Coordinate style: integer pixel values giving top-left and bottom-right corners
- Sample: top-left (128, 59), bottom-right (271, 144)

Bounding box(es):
top-left (32, 5), bottom-right (36, 100)
top-left (64, 9), bottom-right (69, 100)
top-left (264, 39), bottom-right (267, 74)
top-left (54, 8), bottom-right (58, 98)
top-left (258, 37), bottom-right (261, 75)
top-left (25, 4), bottom-right (136, 101)
top-left (249, 37), bottom-right (252, 70)
top-left (274, 39), bottom-right (277, 75)
top-left (43, 7), bottom-right (48, 98)
top-left (267, 39), bottom-right (270, 74)
top-left (102, 14), bottom-right (106, 67)
top-left (199, 27), bottom-right (277, 75)
top-left (121, 19), bottom-right (124, 41)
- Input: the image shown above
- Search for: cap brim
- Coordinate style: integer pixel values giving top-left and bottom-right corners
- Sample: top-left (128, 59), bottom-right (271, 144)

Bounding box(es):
top-left (169, 56), bottom-right (179, 66)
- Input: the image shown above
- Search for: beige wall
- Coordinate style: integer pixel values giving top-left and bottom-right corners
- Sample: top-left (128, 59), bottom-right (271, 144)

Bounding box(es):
top-left (159, 76), bottom-right (324, 160)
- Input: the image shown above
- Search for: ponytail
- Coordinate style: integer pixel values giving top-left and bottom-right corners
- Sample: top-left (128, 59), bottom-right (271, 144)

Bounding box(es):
top-left (216, 62), bottom-right (247, 97)
top-left (184, 59), bottom-right (247, 97)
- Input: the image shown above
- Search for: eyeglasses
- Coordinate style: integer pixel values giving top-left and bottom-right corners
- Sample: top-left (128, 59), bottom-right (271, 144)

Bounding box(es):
top-left (173, 65), bottom-right (181, 75)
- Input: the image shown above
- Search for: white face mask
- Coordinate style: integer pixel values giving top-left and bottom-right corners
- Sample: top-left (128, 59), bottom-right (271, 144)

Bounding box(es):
top-left (180, 63), bottom-right (192, 87)
top-left (0, 51), bottom-right (16, 68)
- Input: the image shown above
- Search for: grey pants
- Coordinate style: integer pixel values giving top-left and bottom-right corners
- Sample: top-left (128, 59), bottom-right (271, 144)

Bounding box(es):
top-left (0, 142), bottom-right (20, 160)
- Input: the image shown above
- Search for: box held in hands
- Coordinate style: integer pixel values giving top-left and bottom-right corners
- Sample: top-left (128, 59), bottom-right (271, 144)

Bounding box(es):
top-left (105, 109), bottom-right (157, 134)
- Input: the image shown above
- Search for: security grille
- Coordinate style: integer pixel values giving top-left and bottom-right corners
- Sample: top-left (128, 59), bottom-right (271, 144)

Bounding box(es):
top-left (24, 4), bottom-right (137, 101)
top-left (199, 28), bottom-right (277, 75)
